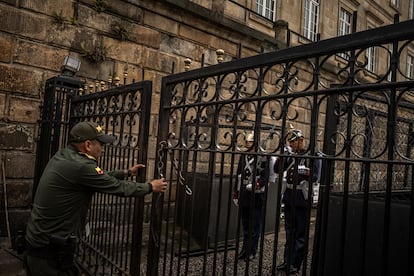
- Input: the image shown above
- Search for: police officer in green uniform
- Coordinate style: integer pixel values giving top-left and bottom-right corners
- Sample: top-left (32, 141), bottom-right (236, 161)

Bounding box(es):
top-left (25, 121), bottom-right (168, 276)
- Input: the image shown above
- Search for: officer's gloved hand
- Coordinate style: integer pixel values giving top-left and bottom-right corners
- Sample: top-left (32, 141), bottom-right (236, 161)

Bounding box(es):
top-left (255, 185), bottom-right (266, 193)
top-left (298, 165), bottom-right (310, 180)
top-left (232, 191), bottom-right (239, 206)
top-left (300, 180), bottom-right (309, 200)
top-left (298, 165), bottom-right (310, 175)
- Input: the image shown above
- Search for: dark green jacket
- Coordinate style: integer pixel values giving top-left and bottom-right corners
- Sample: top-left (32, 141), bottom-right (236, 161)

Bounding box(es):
top-left (26, 145), bottom-right (151, 248)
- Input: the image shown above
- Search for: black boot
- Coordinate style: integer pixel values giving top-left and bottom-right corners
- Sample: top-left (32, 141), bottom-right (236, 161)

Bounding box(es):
top-left (276, 262), bottom-right (288, 271)
top-left (289, 266), bottom-right (299, 275)
top-left (246, 253), bottom-right (255, 261)
top-left (237, 250), bottom-right (246, 259)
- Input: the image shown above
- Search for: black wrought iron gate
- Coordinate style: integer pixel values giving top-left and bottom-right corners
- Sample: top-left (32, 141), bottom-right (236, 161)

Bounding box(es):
top-left (34, 18), bottom-right (414, 276)
top-left (70, 82), bottom-right (153, 275)
top-left (148, 19), bottom-right (414, 276)
top-left (35, 80), bottom-right (153, 275)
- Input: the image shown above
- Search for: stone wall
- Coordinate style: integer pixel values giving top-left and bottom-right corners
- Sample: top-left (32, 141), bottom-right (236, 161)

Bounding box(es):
top-left (0, 0), bottom-right (281, 238)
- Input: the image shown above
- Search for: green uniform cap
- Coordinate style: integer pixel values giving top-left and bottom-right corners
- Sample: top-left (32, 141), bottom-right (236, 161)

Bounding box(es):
top-left (69, 121), bottom-right (116, 144)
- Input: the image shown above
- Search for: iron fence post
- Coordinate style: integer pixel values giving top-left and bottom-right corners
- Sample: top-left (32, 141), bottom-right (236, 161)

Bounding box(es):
top-left (33, 75), bottom-right (82, 199)
top-left (130, 81), bottom-right (153, 275)
top-left (147, 78), bottom-right (172, 276)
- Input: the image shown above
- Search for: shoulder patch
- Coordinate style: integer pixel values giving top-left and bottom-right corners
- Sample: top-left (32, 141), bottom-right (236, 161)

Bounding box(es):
top-left (95, 167), bottom-right (104, 175)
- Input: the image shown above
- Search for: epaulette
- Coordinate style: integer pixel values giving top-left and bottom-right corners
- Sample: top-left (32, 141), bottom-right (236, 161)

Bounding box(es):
top-left (78, 152), bottom-right (97, 161)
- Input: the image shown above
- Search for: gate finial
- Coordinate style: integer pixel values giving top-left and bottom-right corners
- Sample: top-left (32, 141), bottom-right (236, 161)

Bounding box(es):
top-left (184, 58), bottom-right (192, 71)
top-left (216, 49), bottom-right (224, 63)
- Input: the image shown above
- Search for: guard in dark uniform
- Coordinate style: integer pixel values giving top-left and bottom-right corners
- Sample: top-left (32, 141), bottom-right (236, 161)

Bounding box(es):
top-left (25, 121), bottom-right (168, 276)
top-left (276, 129), bottom-right (321, 274)
top-left (232, 133), bottom-right (267, 261)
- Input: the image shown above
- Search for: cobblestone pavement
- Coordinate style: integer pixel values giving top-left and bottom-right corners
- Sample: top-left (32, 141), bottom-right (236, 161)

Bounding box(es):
top-left (143, 212), bottom-right (317, 276)
top-left (152, 231), bottom-right (314, 276)
top-left (1, 212), bottom-right (317, 276)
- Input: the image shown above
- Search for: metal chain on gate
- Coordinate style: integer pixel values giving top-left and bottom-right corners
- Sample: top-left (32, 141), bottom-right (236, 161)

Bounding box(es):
top-left (158, 141), bottom-right (192, 196)
top-left (151, 141), bottom-right (192, 250)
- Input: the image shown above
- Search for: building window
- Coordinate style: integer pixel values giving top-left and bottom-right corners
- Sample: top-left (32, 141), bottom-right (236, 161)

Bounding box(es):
top-left (390, 0), bottom-right (399, 8)
top-left (256, 0), bottom-right (275, 21)
top-left (387, 45), bottom-right (393, 81)
top-left (410, 0), bottom-right (414, 19)
top-left (366, 46), bottom-right (376, 73)
top-left (407, 54), bottom-right (414, 79)
top-left (339, 8), bottom-right (351, 36)
top-left (303, 0), bottom-right (319, 41)
top-left (338, 8), bottom-right (352, 59)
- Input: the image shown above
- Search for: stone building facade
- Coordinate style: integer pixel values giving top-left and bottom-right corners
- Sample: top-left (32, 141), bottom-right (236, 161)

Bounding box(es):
top-left (0, 0), bottom-right (412, 240)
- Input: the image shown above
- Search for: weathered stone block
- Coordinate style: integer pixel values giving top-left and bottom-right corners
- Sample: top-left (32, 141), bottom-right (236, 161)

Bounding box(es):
top-left (129, 25), bottom-right (161, 49)
top-left (13, 40), bottom-right (68, 71)
top-left (142, 48), bottom-right (178, 74)
top-left (0, 210), bottom-right (30, 238)
top-left (78, 59), bottom-right (114, 81)
top-left (0, 4), bottom-right (47, 41)
top-left (20, 0), bottom-right (74, 18)
top-left (149, 113), bottom-right (158, 139)
top-left (148, 72), bottom-right (163, 95)
top-left (143, 11), bottom-right (179, 35)
top-left (8, 96), bottom-right (40, 124)
top-left (4, 152), bottom-right (36, 179)
top-left (179, 25), bottom-right (213, 47)
top-left (0, 32), bottom-right (13, 63)
top-left (77, 5), bottom-right (113, 33)
top-left (107, 1), bottom-right (144, 22)
top-left (70, 28), bottom-right (98, 52)
top-left (0, 65), bottom-right (43, 96)
top-left (146, 134), bottom-right (158, 161)
top-left (224, 0), bottom-right (246, 21)
top-left (105, 37), bottom-right (143, 65)
top-left (1, 0), bottom-right (16, 5)
top-left (1, 179), bottom-right (32, 208)
top-left (191, 0), bottom-right (212, 10)
top-left (0, 122), bottom-right (35, 150)
top-left (45, 25), bottom-right (77, 49)
top-left (159, 35), bottom-right (196, 59)
top-left (0, 94), bottom-right (5, 119)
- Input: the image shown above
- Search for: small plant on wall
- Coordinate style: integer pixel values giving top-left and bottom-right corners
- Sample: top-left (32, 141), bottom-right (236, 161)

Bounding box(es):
top-left (52, 10), bottom-right (78, 28)
top-left (80, 39), bottom-right (110, 64)
top-left (52, 10), bottom-right (67, 29)
top-left (93, 0), bottom-right (107, 13)
top-left (111, 21), bottom-right (131, 41)
top-left (70, 17), bottom-right (79, 26)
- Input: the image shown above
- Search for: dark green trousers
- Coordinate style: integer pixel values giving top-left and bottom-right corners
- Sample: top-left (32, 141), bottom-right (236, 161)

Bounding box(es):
top-left (26, 254), bottom-right (80, 276)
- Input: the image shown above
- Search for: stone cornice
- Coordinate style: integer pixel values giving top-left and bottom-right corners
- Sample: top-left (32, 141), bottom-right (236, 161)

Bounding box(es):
top-left (161, 0), bottom-right (282, 47)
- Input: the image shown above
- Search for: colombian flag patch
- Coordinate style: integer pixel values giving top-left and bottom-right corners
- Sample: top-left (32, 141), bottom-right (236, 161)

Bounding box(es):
top-left (95, 167), bottom-right (104, 175)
